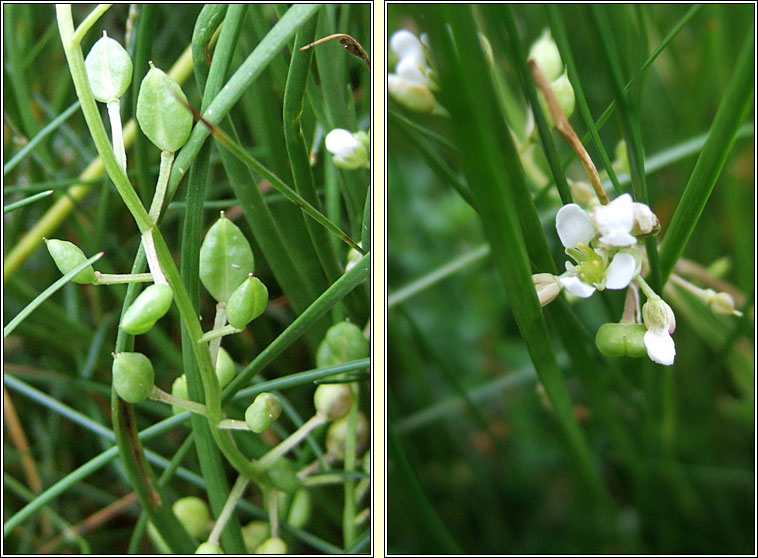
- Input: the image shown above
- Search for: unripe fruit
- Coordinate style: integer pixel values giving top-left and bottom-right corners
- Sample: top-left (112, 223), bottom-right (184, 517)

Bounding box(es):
top-left (85, 33), bottom-right (133, 103)
top-left (171, 375), bottom-right (188, 416)
top-left (172, 496), bottom-right (211, 539)
top-left (595, 323), bottom-right (647, 358)
top-left (528, 29), bottom-right (563, 82)
top-left (136, 64), bottom-right (192, 152)
top-left (199, 214), bottom-right (255, 303)
top-left (265, 458), bottom-right (302, 494)
top-left (241, 521), bottom-right (269, 553)
top-left (195, 541), bottom-right (223, 554)
top-left (255, 537), bottom-right (287, 554)
top-left (45, 239), bottom-right (96, 284)
top-left (120, 284), bottom-right (173, 335)
top-left (326, 411), bottom-right (369, 461)
top-left (286, 489), bottom-right (312, 529)
top-left (316, 321), bottom-right (369, 368)
top-left (245, 393), bottom-right (282, 433)
top-left (226, 275), bottom-right (268, 329)
top-left (112, 352), bottom-right (155, 403)
top-left (215, 347), bottom-right (235, 388)
top-left (314, 383), bottom-right (353, 421)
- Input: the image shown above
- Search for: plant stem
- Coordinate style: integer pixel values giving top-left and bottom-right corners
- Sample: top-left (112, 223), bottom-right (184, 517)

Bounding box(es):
top-left (208, 303), bottom-right (227, 366)
top-left (217, 419), bottom-right (249, 431)
top-left (71, 3), bottom-right (113, 45)
top-left (635, 274), bottom-right (658, 301)
top-left (148, 150), bottom-right (174, 220)
top-left (107, 100), bottom-right (127, 173)
top-left (208, 475), bottom-right (249, 545)
top-left (93, 272), bottom-right (153, 285)
top-left (258, 414), bottom-right (327, 470)
top-left (149, 386), bottom-right (208, 416)
top-left (197, 325), bottom-right (241, 344)
top-left (265, 487), bottom-right (279, 538)
top-left (141, 229), bottom-right (167, 285)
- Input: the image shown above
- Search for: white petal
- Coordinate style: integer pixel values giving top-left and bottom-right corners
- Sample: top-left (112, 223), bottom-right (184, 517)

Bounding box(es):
top-left (592, 193), bottom-right (635, 245)
top-left (559, 275), bottom-right (596, 298)
top-left (605, 253), bottom-right (637, 289)
top-left (325, 129), bottom-right (359, 157)
top-left (555, 204), bottom-right (595, 248)
top-left (390, 30), bottom-right (424, 61)
top-left (395, 56), bottom-right (429, 85)
top-left (644, 329), bottom-right (676, 365)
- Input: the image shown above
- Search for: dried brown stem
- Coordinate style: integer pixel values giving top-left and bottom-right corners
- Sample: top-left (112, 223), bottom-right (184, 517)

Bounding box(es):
top-left (300, 33), bottom-right (370, 68)
top-left (528, 59), bottom-right (610, 205)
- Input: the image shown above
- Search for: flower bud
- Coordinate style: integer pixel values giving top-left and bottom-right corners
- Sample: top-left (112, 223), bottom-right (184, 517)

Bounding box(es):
top-left (241, 521), bottom-right (269, 553)
top-left (215, 347), bottom-right (235, 388)
top-left (642, 297), bottom-right (676, 335)
top-left (314, 383), bottom-right (353, 420)
top-left (120, 283), bottom-right (173, 335)
top-left (244, 392), bottom-right (282, 433)
top-left (265, 458), bottom-right (302, 493)
top-left (112, 352), bottom-right (154, 404)
top-left (706, 290), bottom-right (743, 317)
top-left (388, 74), bottom-right (438, 113)
top-left (45, 238), bottom-right (96, 284)
top-left (136, 63), bottom-right (193, 152)
top-left (326, 412), bottom-right (369, 461)
top-left (173, 496), bottom-right (211, 539)
top-left (316, 321), bottom-right (369, 368)
top-left (85, 32), bottom-right (133, 103)
top-left (568, 179), bottom-right (598, 206)
top-left (199, 213), bottom-right (255, 303)
top-left (325, 129), bottom-right (370, 170)
top-left (226, 275), bottom-right (268, 329)
top-left (528, 29), bottom-right (563, 82)
top-left (631, 202), bottom-right (660, 236)
top-left (595, 322), bottom-right (647, 358)
top-left (532, 273), bottom-right (561, 307)
top-left (539, 71), bottom-right (575, 126)
top-left (195, 541), bottom-right (223, 554)
top-left (255, 537), bottom-right (287, 554)
top-left (286, 489), bottom-right (311, 529)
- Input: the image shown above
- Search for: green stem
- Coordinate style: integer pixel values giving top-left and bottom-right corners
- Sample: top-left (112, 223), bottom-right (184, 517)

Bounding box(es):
top-left (93, 271), bottom-right (153, 285)
top-left (148, 150), bottom-right (174, 220)
top-left (149, 386), bottom-right (208, 416)
top-left (3, 190), bottom-right (54, 213)
top-left (217, 419), bottom-right (250, 431)
top-left (71, 4), bottom-right (113, 45)
top-left (266, 488), bottom-right (279, 538)
top-left (107, 99), bottom-right (127, 173)
top-left (635, 274), bottom-right (659, 301)
top-left (258, 414), bottom-right (326, 469)
top-left (208, 475), bottom-right (249, 545)
top-left (208, 303), bottom-right (227, 366)
top-left (197, 325), bottom-right (241, 344)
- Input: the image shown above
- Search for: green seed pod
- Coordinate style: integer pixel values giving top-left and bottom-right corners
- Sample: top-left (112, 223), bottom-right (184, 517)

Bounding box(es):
top-left (195, 542), bottom-right (223, 554)
top-left (226, 275), bottom-right (268, 329)
top-left (244, 393), bottom-right (282, 433)
top-left (314, 383), bottom-right (353, 421)
top-left (171, 375), bottom-right (188, 416)
top-left (265, 458), bottom-right (302, 493)
top-left (528, 29), bottom-right (563, 82)
top-left (595, 323), bottom-right (647, 358)
top-left (199, 214), bottom-right (255, 303)
top-left (112, 352), bottom-right (155, 404)
top-left (215, 347), bottom-right (235, 388)
top-left (44, 238), bottom-right (96, 284)
top-left (286, 489), bottom-right (312, 529)
top-left (173, 496), bottom-right (211, 539)
top-left (255, 537), bottom-right (287, 555)
top-left (315, 321), bottom-right (369, 368)
top-left (136, 63), bottom-right (192, 152)
top-left (84, 32), bottom-right (132, 103)
top-left (120, 284), bottom-right (174, 335)
top-left (326, 411), bottom-right (369, 461)
top-left (241, 521), bottom-right (270, 553)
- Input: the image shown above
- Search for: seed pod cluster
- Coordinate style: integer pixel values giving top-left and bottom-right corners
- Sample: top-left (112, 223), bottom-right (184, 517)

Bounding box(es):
top-left (226, 275), bottom-right (268, 329)
top-left (120, 284), bottom-right (174, 335)
top-left (316, 321), bottom-right (369, 368)
top-left (45, 238), bottom-right (96, 284)
top-left (199, 214), bottom-right (255, 303)
top-left (85, 33), bottom-right (133, 103)
top-left (112, 352), bottom-right (154, 404)
top-left (136, 64), bottom-right (192, 152)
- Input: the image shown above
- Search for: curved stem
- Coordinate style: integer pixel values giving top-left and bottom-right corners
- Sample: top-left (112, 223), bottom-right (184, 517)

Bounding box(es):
top-left (258, 414), bottom-right (326, 470)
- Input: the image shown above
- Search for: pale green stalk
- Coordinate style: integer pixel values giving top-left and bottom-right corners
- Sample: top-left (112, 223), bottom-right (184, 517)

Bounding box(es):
top-left (258, 414), bottom-right (327, 469)
top-left (208, 475), bottom-right (249, 545)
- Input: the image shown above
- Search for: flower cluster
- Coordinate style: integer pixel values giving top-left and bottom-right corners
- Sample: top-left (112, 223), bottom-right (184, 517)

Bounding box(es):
top-left (325, 128), bottom-right (370, 170)
top-left (534, 193), bottom-right (675, 365)
top-left (388, 29), bottom-right (445, 115)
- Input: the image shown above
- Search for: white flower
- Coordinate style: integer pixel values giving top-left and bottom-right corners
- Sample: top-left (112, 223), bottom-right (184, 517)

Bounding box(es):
top-left (642, 297), bottom-right (676, 365)
top-left (555, 203), bottom-right (638, 298)
top-left (590, 193), bottom-right (637, 247)
top-left (325, 129), bottom-right (369, 170)
top-left (632, 202), bottom-right (659, 235)
top-left (388, 29), bottom-right (444, 114)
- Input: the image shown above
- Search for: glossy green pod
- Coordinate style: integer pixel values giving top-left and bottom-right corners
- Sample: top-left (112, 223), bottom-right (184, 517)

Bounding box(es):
top-left (84, 33), bottom-right (133, 103)
top-left (199, 214), bottom-right (254, 303)
top-left (244, 392), bottom-right (282, 433)
top-left (45, 238), bottom-right (96, 284)
top-left (265, 458), bottom-right (302, 493)
top-left (171, 375), bottom-right (188, 416)
top-left (286, 489), bottom-right (312, 529)
top-left (226, 275), bottom-right (268, 329)
top-left (215, 347), bottom-right (235, 388)
top-left (173, 497), bottom-right (210, 539)
top-left (313, 383), bottom-right (353, 421)
top-left (112, 352), bottom-right (154, 404)
top-left (595, 322), bottom-right (647, 358)
top-left (316, 321), bottom-right (369, 367)
top-left (120, 284), bottom-right (173, 335)
top-left (136, 64), bottom-right (192, 152)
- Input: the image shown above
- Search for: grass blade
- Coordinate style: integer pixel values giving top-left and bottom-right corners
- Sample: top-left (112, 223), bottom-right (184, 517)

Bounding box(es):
top-left (3, 190), bottom-right (54, 214)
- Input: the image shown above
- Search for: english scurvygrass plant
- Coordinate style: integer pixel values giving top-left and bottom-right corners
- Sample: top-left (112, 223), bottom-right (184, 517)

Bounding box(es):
top-left (4, 4), bottom-right (370, 554)
top-left (388, 4), bottom-right (753, 555)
